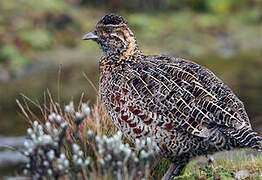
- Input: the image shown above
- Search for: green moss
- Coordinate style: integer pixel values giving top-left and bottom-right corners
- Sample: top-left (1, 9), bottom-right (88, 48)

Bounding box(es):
top-left (19, 30), bottom-right (52, 50)
top-left (150, 150), bottom-right (261, 179)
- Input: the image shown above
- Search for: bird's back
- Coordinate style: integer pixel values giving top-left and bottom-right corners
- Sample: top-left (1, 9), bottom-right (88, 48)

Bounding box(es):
top-left (132, 55), bottom-right (251, 131)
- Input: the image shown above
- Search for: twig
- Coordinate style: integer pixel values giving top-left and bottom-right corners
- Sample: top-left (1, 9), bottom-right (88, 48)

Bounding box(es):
top-left (83, 72), bottom-right (98, 93)
top-left (58, 64), bottom-right (62, 103)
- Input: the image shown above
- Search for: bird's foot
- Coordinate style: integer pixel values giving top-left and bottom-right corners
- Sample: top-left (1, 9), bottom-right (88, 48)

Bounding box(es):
top-left (206, 155), bottom-right (215, 168)
top-left (161, 163), bottom-right (186, 180)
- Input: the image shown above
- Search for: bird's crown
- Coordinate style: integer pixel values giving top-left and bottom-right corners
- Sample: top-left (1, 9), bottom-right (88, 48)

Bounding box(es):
top-left (97, 14), bottom-right (127, 26)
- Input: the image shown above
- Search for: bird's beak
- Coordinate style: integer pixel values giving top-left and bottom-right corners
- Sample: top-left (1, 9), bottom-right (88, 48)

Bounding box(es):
top-left (82, 31), bottom-right (98, 40)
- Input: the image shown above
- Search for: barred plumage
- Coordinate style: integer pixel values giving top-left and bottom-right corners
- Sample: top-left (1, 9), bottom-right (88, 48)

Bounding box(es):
top-left (83, 14), bottom-right (262, 179)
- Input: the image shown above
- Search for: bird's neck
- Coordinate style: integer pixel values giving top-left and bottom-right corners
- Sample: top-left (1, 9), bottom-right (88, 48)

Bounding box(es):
top-left (99, 49), bottom-right (143, 74)
top-left (102, 37), bottom-right (141, 57)
top-left (100, 40), bottom-right (142, 65)
top-left (102, 46), bottom-right (141, 59)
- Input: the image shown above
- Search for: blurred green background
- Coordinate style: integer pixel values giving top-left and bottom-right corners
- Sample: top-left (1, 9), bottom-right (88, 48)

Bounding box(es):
top-left (1, 0), bottom-right (262, 136)
top-left (1, 0), bottom-right (262, 177)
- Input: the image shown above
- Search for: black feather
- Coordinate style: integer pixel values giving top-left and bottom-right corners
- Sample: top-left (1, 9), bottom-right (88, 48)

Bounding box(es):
top-left (98, 14), bottom-right (127, 25)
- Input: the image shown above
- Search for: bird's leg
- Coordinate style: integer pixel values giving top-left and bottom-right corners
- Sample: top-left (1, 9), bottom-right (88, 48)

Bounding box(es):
top-left (206, 155), bottom-right (215, 167)
top-left (161, 162), bottom-right (187, 180)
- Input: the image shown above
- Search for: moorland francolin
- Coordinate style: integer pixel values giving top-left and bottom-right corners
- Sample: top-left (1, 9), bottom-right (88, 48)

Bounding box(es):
top-left (83, 14), bottom-right (262, 179)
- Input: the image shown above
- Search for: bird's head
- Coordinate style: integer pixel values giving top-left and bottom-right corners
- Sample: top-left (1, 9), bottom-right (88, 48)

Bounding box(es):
top-left (82, 14), bottom-right (140, 57)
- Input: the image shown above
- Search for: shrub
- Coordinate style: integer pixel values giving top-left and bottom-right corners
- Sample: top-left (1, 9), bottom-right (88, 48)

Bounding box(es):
top-left (18, 92), bottom-right (160, 179)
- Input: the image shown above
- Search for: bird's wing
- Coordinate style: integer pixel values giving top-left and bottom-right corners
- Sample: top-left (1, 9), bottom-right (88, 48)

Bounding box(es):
top-left (125, 56), bottom-right (250, 138)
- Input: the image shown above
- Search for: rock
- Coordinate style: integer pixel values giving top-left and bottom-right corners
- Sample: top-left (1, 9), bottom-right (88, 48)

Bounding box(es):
top-left (0, 150), bottom-right (27, 165)
top-left (5, 177), bottom-right (28, 180)
top-left (0, 66), bottom-right (10, 83)
top-left (235, 170), bottom-right (249, 179)
top-left (0, 136), bottom-right (26, 148)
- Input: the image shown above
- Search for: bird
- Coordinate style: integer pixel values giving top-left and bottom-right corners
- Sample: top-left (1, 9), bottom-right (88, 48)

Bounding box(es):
top-left (82, 14), bottom-right (262, 179)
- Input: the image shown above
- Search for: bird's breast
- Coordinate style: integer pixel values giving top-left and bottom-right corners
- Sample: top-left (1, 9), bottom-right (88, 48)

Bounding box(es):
top-left (99, 72), bottom-right (158, 142)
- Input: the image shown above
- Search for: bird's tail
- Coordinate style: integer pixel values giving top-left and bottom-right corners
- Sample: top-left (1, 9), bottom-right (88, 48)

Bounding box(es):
top-left (227, 127), bottom-right (262, 151)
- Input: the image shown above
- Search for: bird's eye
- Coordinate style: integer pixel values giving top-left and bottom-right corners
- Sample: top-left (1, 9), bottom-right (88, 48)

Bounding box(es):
top-left (104, 28), bottom-right (112, 33)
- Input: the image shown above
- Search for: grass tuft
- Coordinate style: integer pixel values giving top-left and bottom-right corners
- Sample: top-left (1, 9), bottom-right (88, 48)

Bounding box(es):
top-left (17, 91), bottom-right (262, 179)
